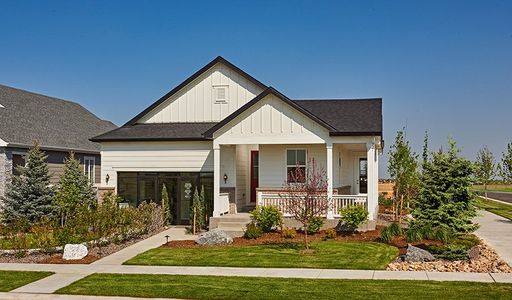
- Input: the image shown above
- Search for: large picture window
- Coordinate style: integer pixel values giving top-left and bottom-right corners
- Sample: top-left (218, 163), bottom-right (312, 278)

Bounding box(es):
top-left (286, 149), bottom-right (306, 183)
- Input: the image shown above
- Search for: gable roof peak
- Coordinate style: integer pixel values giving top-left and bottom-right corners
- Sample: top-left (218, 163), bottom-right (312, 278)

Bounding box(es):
top-left (124, 56), bottom-right (267, 126)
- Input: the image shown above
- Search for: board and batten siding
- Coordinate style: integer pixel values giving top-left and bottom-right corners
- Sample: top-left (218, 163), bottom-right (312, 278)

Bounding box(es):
top-left (100, 141), bottom-right (214, 188)
top-left (139, 63), bottom-right (264, 123)
top-left (214, 94), bottom-right (330, 145)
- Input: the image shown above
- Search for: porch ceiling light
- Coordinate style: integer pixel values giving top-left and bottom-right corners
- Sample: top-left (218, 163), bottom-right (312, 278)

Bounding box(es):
top-left (223, 173), bottom-right (228, 183)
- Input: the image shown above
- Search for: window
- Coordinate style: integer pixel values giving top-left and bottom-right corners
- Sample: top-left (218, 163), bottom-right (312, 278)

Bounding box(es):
top-left (286, 149), bottom-right (306, 183)
top-left (84, 157), bottom-right (95, 183)
top-left (213, 85), bottom-right (229, 103)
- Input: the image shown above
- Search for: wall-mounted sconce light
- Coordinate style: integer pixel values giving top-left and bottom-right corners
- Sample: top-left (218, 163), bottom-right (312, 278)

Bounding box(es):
top-left (105, 174), bottom-right (110, 184)
top-left (223, 173), bottom-right (228, 184)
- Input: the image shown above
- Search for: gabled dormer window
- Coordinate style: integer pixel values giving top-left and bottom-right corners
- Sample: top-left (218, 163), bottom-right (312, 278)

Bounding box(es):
top-left (213, 85), bottom-right (229, 103)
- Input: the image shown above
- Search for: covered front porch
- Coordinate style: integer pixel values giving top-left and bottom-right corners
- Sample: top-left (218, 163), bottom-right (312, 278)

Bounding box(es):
top-left (212, 139), bottom-right (379, 221)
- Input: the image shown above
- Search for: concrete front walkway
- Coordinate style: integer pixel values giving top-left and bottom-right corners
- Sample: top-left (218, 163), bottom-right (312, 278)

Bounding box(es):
top-left (474, 210), bottom-right (512, 266)
top-left (9, 227), bottom-right (195, 294)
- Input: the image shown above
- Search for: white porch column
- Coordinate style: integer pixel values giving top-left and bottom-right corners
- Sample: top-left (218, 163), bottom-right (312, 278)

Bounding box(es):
top-left (326, 143), bottom-right (334, 219)
top-left (213, 146), bottom-right (221, 217)
top-left (366, 141), bottom-right (378, 220)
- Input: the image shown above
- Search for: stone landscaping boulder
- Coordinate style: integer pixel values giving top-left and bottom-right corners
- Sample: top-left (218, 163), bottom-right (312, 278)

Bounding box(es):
top-left (62, 244), bottom-right (88, 260)
top-left (195, 229), bottom-right (233, 245)
top-left (404, 244), bottom-right (435, 262)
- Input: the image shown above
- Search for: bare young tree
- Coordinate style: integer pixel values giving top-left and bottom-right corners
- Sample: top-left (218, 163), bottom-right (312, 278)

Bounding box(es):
top-left (280, 158), bottom-right (330, 250)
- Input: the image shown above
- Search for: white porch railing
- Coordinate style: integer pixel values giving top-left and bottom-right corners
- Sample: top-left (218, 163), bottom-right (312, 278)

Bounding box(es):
top-left (257, 190), bottom-right (367, 217)
top-left (331, 194), bottom-right (367, 217)
top-left (218, 192), bottom-right (230, 216)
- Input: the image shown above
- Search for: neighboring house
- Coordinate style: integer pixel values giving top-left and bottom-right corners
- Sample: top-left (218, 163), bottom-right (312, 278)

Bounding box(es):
top-left (0, 84), bottom-right (117, 198)
top-left (92, 56), bottom-right (383, 226)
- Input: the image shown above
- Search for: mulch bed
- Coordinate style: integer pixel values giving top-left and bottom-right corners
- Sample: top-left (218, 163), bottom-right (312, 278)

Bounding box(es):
top-left (162, 227), bottom-right (384, 249)
top-left (0, 227), bottom-right (166, 264)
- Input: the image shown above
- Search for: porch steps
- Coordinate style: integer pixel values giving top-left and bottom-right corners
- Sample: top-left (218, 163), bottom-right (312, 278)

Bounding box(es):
top-left (210, 213), bottom-right (251, 238)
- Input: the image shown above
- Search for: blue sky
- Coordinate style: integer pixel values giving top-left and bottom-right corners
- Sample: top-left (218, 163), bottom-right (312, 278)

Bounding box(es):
top-left (1, 1), bottom-right (511, 178)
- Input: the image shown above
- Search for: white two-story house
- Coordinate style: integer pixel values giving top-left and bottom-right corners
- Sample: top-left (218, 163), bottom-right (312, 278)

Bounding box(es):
top-left (91, 56), bottom-right (383, 228)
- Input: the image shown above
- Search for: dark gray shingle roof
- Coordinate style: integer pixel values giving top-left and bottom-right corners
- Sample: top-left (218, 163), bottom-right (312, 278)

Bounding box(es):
top-left (294, 99), bottom-right (382, 135)
top-left (0, 84), bottom-right (117, 152)
top-left (91, 123), bottom-right (216, 141)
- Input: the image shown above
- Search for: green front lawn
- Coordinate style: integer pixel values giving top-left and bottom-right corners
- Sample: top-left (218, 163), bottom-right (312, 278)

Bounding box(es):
top-left (477, 197), bottom-right (512, 220)
top-left (56, 273), bottom-right (512, 300)
top-left (0, 270), bottom-right (53, 292)
top-left (125, 241), bottom-right (398, 270)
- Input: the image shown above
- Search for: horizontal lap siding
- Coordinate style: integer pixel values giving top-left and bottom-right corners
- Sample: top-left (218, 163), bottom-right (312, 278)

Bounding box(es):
top-left (100, 141), bottom-right (213, 188)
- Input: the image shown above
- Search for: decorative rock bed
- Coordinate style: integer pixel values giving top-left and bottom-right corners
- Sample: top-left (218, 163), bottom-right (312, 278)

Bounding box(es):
top-left (387, 242), bottom-right (512, 273)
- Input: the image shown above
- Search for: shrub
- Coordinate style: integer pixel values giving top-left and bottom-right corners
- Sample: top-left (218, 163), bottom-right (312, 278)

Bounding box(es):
top-left (436, 245), bottom-right (469, 261)
top-left (250, 205), bottom-right (282, 233)
top-left (244, 222), bottom-right (263, 239)
top-left (339, 205), bottom-right (369, 232)
top-left (380, 222), bottom-right (403, 243)
top-left (406, 224), bottom-right (453, 243)
top-left (281, 227), bottom-right (297, 239)
top-left (307, 216), bottom-right (324, 234)
top-left (378, 194), bottom-right (393, 208)
top-left (324, 228), bottom-right (337, 239)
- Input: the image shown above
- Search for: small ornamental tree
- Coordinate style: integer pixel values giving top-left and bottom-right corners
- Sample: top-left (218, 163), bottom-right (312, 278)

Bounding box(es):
top-left (190, 187), bottom-right (205, 233)
top-left (161, 184), bottom-right (172, 226)
top-left (499, 142), bottom-right (512, 184)
top-left (199, 185), bottom-right (206, 229)
top-left (388, 130), bottom-right (420, 221)
top-left (475, 146), bottom-right (496, 199)
top-left (54, 152), bottom-right (97, 227)
top-left (1, 143), bottom-right (55, 225)
top-left (280, 158), bottom-right (329, 249)
top-left (411, 138), bottom-right (478, 234)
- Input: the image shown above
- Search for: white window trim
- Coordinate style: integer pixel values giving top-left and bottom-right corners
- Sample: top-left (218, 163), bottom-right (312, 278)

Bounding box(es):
top-left (84, 156), bottom-right (96, 183)
top-left (285, 148), bottom-right (307, 183)
top-left (213, 84), bottom-right (229, 104)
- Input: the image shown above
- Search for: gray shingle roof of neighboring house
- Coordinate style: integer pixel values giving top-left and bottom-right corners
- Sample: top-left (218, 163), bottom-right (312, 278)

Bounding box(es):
top-left (0, 84), bottom-right (117, 152)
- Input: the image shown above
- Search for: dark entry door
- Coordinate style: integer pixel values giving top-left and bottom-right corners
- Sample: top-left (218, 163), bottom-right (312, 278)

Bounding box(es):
top-left (250, 151), bottom-right (259, 203)
top-left (358, 158), bottom-right (368, 194)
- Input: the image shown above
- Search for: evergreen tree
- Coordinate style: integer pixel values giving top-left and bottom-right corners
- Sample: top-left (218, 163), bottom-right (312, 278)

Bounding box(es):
top-left (190, 186), bottom-right (206, 232)
top-left (161, 184), bottom-right (172, 225)
top-left (1, 143), bottom-right (55, 224)
top-left (388, 130), bottom-right (419, 221)
top-left (199, 185), bottom-right (206, 229)
top-left (422, 131), bottom-right (429, 169)
top-left (54, 152), bottom-right (97, 226)
top-left (412, 138), bottom-right (478, 234)
top-left (499, 142), bottom-right (512, 184)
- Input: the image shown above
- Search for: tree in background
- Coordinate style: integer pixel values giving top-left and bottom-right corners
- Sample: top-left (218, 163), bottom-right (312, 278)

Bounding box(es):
top-left (388, 130), bottom-right (420, 221)
top-left (412, 138), bottom-right (478, 234)
top-left (161, 184), bottom-right (172, 226)
top-left (1, 143), bottom-right (55, 225)
top-left (422, 131), bottom-right (429, 169)
top-left (53, 152), bottom-right (97, 227)
top-left (499, 142), bottom-right (512, 184)
top-left (281, 159), bottom-right (329, 250)
top-left (475, 146), bottom-right (496, 199)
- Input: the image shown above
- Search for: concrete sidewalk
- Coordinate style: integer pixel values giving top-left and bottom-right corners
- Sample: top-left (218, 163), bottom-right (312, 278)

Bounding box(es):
top-left (474, 210), bottom-right (512, 266)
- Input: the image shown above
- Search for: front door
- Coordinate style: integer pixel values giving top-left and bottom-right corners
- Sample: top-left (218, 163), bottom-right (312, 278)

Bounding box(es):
top-left (250, 151), bottom-right (259, 203)
top-left (358, 158), bottom-right (368, 194)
